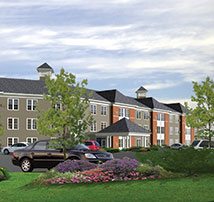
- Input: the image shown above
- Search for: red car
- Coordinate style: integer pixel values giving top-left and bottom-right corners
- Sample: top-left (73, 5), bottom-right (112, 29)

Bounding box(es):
top-left (84, 140), bottom-right (101, 151)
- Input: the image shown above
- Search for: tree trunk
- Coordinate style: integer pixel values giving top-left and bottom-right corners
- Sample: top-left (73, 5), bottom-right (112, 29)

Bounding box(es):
top-left (208, 122), bottom-right (211, 148)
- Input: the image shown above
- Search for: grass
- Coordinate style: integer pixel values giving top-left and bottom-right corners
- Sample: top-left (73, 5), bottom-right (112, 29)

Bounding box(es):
top-left (0, 172), bottom-right (214, 202)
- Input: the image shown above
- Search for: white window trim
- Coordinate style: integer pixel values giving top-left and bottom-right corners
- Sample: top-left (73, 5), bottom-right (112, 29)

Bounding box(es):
top-left (26, 118), bottom-right (37, 130)
top-left (26, 137), bottom-right (38, 143)
top-left (90, 121), bottom-right (97, 132)
top-left (7, 137), bottom-right (19, 146)
top-left (101, 122), bottom-right (107, 130)
top-left (101, 106), bottom-right (107, 116)
top-left (26, 99), bottom-right (38, 111)
top-left (7, 117), bottom-right (19, 130)
top-left (7, 98), bottom-right (19, 111)
top-left (90, 104), bottom-right (97, 115)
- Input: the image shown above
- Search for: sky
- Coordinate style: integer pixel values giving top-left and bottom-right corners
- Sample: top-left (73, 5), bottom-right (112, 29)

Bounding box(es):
top-left (0, 0), bottom-right (213, 106)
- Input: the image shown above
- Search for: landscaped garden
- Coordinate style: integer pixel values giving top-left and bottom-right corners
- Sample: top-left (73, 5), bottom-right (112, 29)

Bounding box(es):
top-left (0, 147), bottom-right (214, 202)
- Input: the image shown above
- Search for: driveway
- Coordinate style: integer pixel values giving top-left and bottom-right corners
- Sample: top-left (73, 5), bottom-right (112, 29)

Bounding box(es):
top-left (0, 151), bottom-right (137, 172)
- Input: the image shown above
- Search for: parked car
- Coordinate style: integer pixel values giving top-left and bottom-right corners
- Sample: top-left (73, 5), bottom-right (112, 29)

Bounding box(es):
top-left (1, 142), bottom-right (29, 155)
top-left (11, 140), bottom-right (113, 172)
top-left (84, 140), bottom-right (101, 151)
top-left (191, 139), bottom-right (214, 149)
top-left (170, 143), bottom-right (184, 150)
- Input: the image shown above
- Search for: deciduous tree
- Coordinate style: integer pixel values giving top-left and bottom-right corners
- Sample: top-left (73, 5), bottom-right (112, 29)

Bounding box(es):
top-left (185, 76), bottom-right (214, 147)
top-left (37, 68), bottom-right (92, 159)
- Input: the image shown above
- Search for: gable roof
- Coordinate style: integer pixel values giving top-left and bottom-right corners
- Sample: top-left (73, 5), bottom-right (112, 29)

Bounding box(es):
top-left (136, 97), bottom-right (177, 112)
top-left (37, 63), bottom-right (54, 73)
top-left (164, 103), bottom-right (187, 113)
top-left (98, 118), bottom-right (150, 134)
top-left (136, 86), bottom-right (148, 92)
top-left (0, 77), bottom-right (109, 102)
top-left (0, 78), bottom-right (47, 95)
top-left (97, 89), bottom-right (146, 107)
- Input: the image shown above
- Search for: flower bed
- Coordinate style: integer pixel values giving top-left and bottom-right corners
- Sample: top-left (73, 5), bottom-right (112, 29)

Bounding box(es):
top-left (39, 158), bottom-right (171, 185)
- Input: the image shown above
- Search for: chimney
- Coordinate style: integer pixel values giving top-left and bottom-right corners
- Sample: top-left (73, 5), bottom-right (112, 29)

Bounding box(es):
top-left (37, 63), bottom-right (54, 80)
top-left (136, 86), bottom-right (148, 99)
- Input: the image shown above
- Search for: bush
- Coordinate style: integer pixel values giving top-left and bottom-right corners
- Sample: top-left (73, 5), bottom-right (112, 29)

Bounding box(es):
top-left (99, 157), bottom-right (139, 177)
top-left (55, 160), bottom-right (97, 173)
top-left (137, 164), bottom-right (174, 178)
top-left (0, 167), bottom-right (10, 181)
top-left (137, 147), bottom-right (214, 175)
top-left (103, 148), bottom-right (120, 153)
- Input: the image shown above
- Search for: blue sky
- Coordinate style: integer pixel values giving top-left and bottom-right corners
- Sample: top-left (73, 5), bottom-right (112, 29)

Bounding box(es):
top-left (0, 0), bottom-right (213, 105)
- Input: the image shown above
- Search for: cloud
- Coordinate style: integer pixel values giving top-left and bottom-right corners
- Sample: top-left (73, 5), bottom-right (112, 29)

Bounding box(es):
top-left (0, 0), bottom-right (213, 101)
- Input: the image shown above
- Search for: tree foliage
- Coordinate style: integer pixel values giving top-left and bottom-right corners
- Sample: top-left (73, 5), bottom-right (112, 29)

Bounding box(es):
top-left (37, 68), bottom-right (92, 159)
top-left (185, 76), bottom-right (214, 146)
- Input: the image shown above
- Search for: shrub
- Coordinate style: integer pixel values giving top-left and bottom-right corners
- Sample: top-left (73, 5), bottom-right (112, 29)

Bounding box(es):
top-left (103, 148), bottom-right (120, 153)
top-left (137, 164), bottom-right (174, 178)
top-left (0, 167), bottom-right (10, 181)
top-left (99, 157), bottom-right (140, 177)
top-left (55, 160), bottom-right (97, 173)
top-left (137, 147), bottom-right (214, 175)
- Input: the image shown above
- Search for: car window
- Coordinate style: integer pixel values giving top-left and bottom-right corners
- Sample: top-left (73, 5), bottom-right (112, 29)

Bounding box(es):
top-left (94, 141), bottom-right (100, 146)
top-left (85, 142), bottom-right (93, 146)
top-left (33, 141), bottom-right (47, 150)
top-left (17, 143), bottom-right (26, 147)
top-left (199, 141), bottom-right (209, 147)
top-left (191, 140), bottom-right (200, 146)
top-left (75, 144), bottom-right (89, 150)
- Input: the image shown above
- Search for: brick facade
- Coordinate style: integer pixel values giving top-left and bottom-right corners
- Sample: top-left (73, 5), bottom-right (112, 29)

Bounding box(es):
top-left (164, 113), bottom-right (169, 145)
top-left (151, 112), bottom-right (157, 145)
top-left (190, 128), bottom-right (195, 143)
top-left (180, 115), bottom-right (186, 144)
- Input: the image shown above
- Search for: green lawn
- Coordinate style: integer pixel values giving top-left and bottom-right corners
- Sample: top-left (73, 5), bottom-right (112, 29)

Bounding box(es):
top-left (0, 173), bottom-right (214, 202)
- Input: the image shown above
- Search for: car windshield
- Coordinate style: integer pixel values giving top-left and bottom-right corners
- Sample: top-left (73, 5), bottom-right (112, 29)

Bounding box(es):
top-left (191, 140), bottom-right (200, 146)
top-left (94, 141), bottom-right (100, 146)
top-left (74, 144), bottom-right (89, 150)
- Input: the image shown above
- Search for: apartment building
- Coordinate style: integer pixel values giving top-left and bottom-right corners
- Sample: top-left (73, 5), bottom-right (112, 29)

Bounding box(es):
top-left (0, 63), bottom-right (194, 148)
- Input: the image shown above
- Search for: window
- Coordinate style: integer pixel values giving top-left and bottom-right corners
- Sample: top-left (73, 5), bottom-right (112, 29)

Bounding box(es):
top-left (169, 114), bottom-right (174, 122)
top-left (8, 98), bottom-right (19, 110)
top-left (85, 142), bottom-right (93, 146)
top-left (170, 127), bottom-right (173, 135)
top-left (119, 108), bottom-right (129, 118)
top-left (157, 139), bottom-right (165, 146)
top-left (175, 115), bottom-right (179, 122)
top-left (175, 127), bottom-right (179, 134)
top-left (7, 118), bottom-right (19, 130)
top-left (157, 126), bottom-right (165, 134)
top-left (101, 106), bottom-right (107, 115)
top-left (186, 128), bottom-right (191, 135)
top-left (33, 141), bottom-right (47, 150)
top-left (136, 138), bottom-right (142, 147)
top-left (7, 137), bottom-right (19, 146)
top-left (90, 104), bottom-right (97, 115)
top-left (27, 99), bottom-right (37, 111)
top-left (143, 111), bottom-right (150, 119)
top-left (26, 137), bottom-right (38, 144)
top-left (136, 111), bottom-right (142, 119)
top-left (27, 118), bottom-right (37, 130)
top-left (90, 121), bottom-right (97, 132)
top-left (157, 113), bottom-right (165, 121)
top-left (101, 122), bottom-right (107, 130)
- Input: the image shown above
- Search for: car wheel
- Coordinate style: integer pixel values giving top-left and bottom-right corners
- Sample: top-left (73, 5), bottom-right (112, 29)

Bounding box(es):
top-left (3, 149), bottom-right (9, 155)
top-left (21, 158), bottom-right (33, 172)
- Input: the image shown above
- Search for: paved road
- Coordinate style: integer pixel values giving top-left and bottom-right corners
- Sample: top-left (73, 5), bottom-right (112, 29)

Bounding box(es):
top-left (0, 151), bottom-right (137, 172)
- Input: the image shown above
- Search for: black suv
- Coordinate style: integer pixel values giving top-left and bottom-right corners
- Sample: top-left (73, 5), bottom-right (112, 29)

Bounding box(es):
top-left (11, 140), bottom-right (113, 172)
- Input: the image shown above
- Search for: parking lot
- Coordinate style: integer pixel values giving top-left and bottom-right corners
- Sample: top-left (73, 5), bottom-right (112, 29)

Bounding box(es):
top-left (0, 151), bottom-right (136, 172)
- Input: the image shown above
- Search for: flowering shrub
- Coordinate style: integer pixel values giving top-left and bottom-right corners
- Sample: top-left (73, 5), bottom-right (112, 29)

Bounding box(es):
top-left (55, 160), bottom-right (97, 173)
top-left (99, 157), bottom-right (139, 177)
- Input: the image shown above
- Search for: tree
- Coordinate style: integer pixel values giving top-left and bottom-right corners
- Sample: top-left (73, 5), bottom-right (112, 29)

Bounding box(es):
top-left (37, 68), bottom-right (93, 159)
top-left (185, 76), bottom-right (214, 147)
